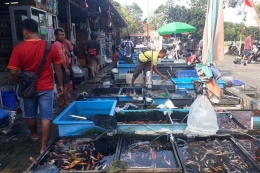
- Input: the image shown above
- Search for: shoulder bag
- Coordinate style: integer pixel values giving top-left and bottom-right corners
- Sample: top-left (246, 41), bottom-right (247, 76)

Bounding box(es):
top-left (18, 41), bottom-right (51, 98)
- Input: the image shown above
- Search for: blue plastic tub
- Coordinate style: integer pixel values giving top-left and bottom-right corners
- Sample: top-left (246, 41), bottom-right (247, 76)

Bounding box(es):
top-left (118, 64), bottom-right (136, 74)
top-left (0, 108), bottom-right (9, 125)
top-left (53, 100), bottom-right (117, 136)
top-left (232, 79), bottom-right (245, 86)
top-left (116, 109), bottom-right (189, 134)
top-left (171, 78), bottom-right (225, 89)
top-left (118, 88), bottom-right (144, 101)
top-left (1, 91), bottom-right (16, 111)
top-left (175, 70), bottom-right (198, 78)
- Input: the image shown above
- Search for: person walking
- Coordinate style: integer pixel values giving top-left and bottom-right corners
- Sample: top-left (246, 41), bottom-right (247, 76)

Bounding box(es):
top-left (7, 19), bottom-right (63, 154)
top-left (120, 36), bottom-right (134, 64)
top-left (242, 33), bottom-right (253, 66)
top-left (54, 28), bottom-right (71, 107)
top-left (59, 30), bottom-right (78, 90)
top-left (131, 49), bottom-right (168, 86)
top-left (86, 33), bottom-right (101, 79)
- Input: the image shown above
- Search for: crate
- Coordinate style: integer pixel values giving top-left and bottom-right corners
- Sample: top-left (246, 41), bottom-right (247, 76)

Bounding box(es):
top-left (114, 74), bottom-right (126, 83)
top-left (171, 78), bottom-right (225, 89)
top-left (116, 109), bottom-right (189, 134)
top-left (118, 87), bottom-right (144, 101)
top-left (175, 70), bottom-right (198, 78)
top-left (53, 101), bottom-right (117, 136)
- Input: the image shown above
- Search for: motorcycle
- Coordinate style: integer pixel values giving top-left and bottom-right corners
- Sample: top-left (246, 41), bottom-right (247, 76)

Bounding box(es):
top-left (226, 44), bottom-right (239, 55)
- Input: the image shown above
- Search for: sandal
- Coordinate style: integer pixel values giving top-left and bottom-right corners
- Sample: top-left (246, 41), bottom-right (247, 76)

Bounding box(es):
top-left (29, 135), bottom-right (39, 142)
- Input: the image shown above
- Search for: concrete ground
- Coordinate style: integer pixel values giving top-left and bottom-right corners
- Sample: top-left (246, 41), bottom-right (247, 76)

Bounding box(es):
top-left (218, 55), bottom-right (260, 90)
top-left (0, 65), bottom-right (113, 173)
top-left (1, 55), bottom-right (260, 172)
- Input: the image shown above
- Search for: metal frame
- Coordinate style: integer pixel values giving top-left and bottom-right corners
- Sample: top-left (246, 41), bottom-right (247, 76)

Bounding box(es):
top-left (9, 5), bottom-right (58, 46)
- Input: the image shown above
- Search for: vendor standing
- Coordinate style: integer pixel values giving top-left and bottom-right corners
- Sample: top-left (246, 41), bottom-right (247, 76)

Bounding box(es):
top-left (131, 49), bottom-right (168, 86)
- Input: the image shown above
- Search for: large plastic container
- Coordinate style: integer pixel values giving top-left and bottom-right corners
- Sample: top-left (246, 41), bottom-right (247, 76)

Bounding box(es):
top-left (0, 108), bottom-right (9, 125)
top-left (118, 64), bottom-right (136, 74)
top-left (171, 78), bottom-right (225, 89)
top-left (175, 70), bottom-right (198, 78)
top-left (53, 100), bottom-right (117, 136)
top-left (1, 91), bottom-right (16, 111)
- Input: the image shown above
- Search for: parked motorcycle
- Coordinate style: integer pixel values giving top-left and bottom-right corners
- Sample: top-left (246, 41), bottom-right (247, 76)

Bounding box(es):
top-left (226, 44), bottom-right (239, 55)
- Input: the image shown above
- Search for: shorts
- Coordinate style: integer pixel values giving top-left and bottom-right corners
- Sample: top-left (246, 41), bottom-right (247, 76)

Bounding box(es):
top-left (133, 59), bottom-right (151, 78)
top-left (244, 49), bottom-right (251, 56)
top-left (90, 55), bottom-right (101, 66)
top-left (54, 67), bottom-right (70, 85)
top-left (23, 90), bottom-right (54, 120)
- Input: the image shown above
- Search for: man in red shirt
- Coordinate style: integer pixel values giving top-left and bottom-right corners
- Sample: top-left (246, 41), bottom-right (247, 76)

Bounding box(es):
top-left (187, 52), bottom-right (201, 65)
top-left (8, 19), bottom-right (63, 154)
top-left (54, 29), bottom-right (71, 107)
top-left (242, 34), bottom-right (253, 66)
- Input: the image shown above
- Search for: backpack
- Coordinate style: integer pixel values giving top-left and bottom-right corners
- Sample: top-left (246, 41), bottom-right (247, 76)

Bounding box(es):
top-left (88, 48), bottom-right (97, 57)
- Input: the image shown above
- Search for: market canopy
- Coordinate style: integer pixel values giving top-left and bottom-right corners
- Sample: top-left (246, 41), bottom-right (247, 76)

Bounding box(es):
top-left (156, 22), bottom-right (196, 36)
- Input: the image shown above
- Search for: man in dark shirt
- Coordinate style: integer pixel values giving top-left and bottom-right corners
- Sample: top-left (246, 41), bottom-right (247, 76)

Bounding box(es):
top-left (86, 33), bottom-right (101, 79)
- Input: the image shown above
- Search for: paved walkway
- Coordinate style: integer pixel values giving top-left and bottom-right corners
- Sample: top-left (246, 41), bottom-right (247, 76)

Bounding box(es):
top-left (0, 66), bottom-right (112, 173)
top-left (218, 55), bottom-right (260, 90)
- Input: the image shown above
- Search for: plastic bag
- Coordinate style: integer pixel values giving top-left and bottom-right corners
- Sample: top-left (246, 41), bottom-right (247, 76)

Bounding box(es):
top-left (184, 95), bottom-right (219, 137)
top-left (72, 66), bottom-right (83, 74)
top-left (31, 164), bottom-right (59, 173)
top-left (210, 64), bottom-right (221, 80)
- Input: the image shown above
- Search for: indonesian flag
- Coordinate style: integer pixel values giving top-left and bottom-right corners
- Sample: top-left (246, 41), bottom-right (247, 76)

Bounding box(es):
top-left (245, 0), bottom-right (253, 7)
top-left (83, 0), bottom-right (88, 9)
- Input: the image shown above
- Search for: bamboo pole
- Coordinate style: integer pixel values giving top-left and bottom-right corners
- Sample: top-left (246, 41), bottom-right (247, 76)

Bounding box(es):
top-left (250, 0), bottom-right (260, 30)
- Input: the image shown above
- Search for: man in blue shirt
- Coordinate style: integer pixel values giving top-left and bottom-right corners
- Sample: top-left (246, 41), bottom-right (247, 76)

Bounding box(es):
top-left (120, 36), bottom-right (134, 64)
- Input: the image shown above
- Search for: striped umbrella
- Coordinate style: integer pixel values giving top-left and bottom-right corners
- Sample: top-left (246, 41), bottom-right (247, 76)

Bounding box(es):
top-left (202, 0), bottom-right (224, 64)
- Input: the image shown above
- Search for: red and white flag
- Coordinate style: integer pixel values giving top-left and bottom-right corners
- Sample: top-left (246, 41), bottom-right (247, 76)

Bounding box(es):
top-left (83, 0), bottom-right (88, 9)
top-left (245, 0), bottom-right (253, 7)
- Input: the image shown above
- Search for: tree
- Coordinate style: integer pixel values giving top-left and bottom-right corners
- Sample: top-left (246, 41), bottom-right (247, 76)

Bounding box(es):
top-left (110, 0), bottom-right (144, 36)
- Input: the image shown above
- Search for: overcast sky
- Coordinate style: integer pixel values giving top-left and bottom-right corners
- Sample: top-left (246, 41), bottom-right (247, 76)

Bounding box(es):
top-left (113, 0), bottom-right (258, 27)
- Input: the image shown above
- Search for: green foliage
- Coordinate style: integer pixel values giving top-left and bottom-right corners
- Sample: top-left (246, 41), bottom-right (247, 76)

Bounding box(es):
top-left (224, 22), bottom-right (260, 41)
top-left (110, 0), bottom-right (144, 37)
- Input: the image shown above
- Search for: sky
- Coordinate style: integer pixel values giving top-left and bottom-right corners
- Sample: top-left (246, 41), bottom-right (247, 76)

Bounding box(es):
top-left (113, 0), bottom-right (258, 27)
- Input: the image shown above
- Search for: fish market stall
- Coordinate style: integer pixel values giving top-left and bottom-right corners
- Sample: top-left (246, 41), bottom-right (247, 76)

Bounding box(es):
top-left (117, 135), bottom-right (183, 172)
top-left (234, 135), bottom-right (260, 166)
top-left (27, 135), bottom-right (121, 172)
top-left (175, 135), bottom-right (260, 173)
top-left (118, 87), bottom-right (144, 101)
top-left (85, 88), bottom-right (121, 101)
top-left (116, 109), bottom-right (189, 135)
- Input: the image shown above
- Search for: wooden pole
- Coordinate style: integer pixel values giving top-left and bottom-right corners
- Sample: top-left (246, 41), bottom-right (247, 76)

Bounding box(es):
top-left (250, 0), bottom-right (260, 30)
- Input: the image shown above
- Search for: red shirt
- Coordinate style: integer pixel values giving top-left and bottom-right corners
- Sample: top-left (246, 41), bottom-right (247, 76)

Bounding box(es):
top-left (187, 55), bottom-right (199, 63)
top-left (61, 39), bottom-right (73, 51)
top-left (54, 41), bottom-right (70, 67)
top-left (8, 40), bottom-right (63, 91)
top-left (244, 36), bottom-right (252, 50)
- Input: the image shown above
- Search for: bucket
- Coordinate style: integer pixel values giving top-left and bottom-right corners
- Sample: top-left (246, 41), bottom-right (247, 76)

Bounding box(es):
top-left (1, 91), bottom-right (16, 111)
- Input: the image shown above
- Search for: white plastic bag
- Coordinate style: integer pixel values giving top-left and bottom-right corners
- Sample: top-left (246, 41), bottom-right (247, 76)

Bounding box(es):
top-left (184, 95), bottom-right (219, 137)
top-left (72, 66), bottom-right (83, 74)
